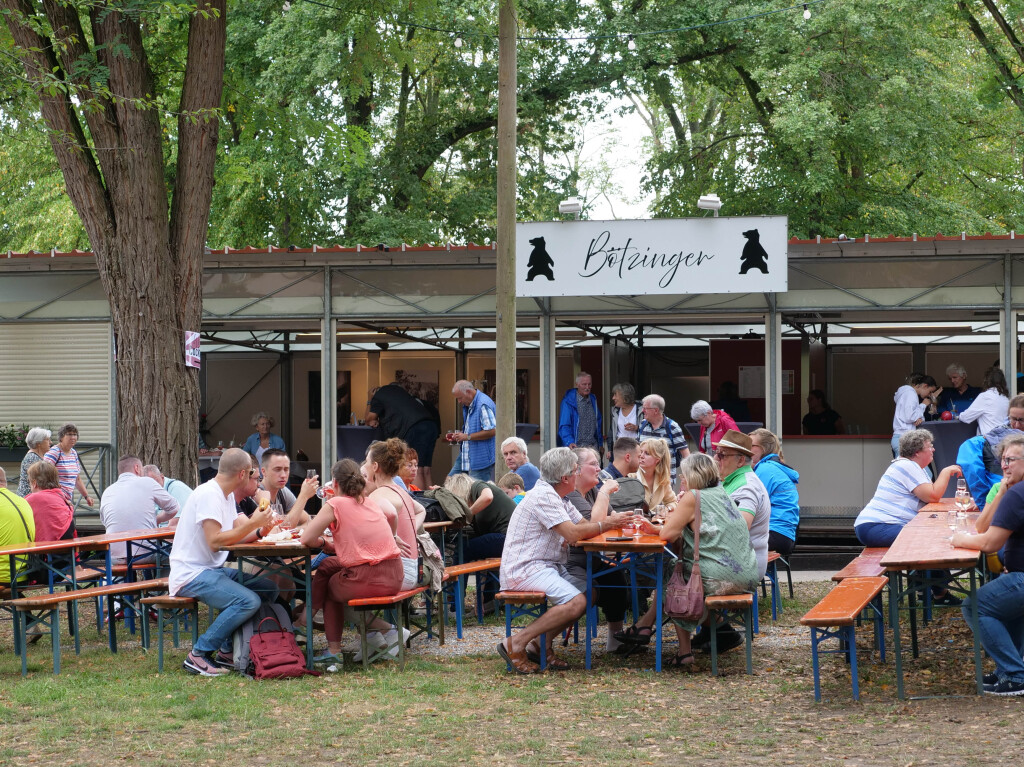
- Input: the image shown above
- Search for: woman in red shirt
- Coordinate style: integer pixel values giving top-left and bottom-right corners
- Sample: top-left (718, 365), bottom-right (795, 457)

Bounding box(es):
top-left (691, 400), bottom-right (739, 455)
top-left (300, 459), bottom-right (403, 665)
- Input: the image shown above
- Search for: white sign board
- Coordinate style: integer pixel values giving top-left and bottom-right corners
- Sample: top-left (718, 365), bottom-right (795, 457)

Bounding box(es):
top-left (516, 216), bottom-right (787, 297)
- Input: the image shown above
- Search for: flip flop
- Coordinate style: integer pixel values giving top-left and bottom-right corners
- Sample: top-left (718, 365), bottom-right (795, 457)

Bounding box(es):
top-left (497, 641), bottom-right (538, 675)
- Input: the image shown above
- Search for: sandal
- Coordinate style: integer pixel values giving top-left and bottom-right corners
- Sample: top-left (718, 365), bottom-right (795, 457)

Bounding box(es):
top-left (525, 647), bottom-right (571, 671)
top-left (497, 641), bottom-right (539, 675)
top-left (668, 652), bottom-right (695, 669)
top-left (613, 624), bottom-right (653, 645)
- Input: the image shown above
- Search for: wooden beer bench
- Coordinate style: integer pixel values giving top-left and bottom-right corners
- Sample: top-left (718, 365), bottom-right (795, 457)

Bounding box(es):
top-left (3, 577), bottom-right (170, 675)
top-left (347, 587), bottom-right (428, 670)
top-left (800, 576), bottom-right (888, 701)
top-left (437, 557), bottom-right (501, 644)
top-left (704, 593), bottom-right (755, 676)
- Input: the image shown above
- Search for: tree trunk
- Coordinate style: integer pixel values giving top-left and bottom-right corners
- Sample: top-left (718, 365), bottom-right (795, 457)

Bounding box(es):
top-left (3, 0), bottom-right (226, 486)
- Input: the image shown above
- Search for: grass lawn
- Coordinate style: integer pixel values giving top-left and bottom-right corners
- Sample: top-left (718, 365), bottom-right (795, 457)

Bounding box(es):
top-left (0, 581), bottom-right (1022, 766)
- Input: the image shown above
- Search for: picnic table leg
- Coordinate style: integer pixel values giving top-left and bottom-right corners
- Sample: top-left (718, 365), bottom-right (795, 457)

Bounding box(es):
top-left (51, 608), bottom-right (61, 674)
top-left (908, 574), bottom-right (919, 659)
top-left (970, 568), bottom-right (982, 695)
top-left (810, 628), bottom-right (822, 702)
top-left (872, 595), bottom-right (886, 662)
top-left (847, 625), bottom-right (859, 701)
top-left (585, 551), bottom-right (593, 670)
top-left (70, 601), bottom-right (81, 655)
top-left (454, 572), bottom-right (465, 640)
top-left (744, 606), bottom-right (753, 674)
top-left (654, 553), bottom-right (663, 673)
top-left (107, 594), bottom-right (118, 653)
top-left (303, 553), bottom-right (313, 670)
top-left (888, 570), bottom-right (905, 700)
top-left (17, 610), bottom-right (27, 676)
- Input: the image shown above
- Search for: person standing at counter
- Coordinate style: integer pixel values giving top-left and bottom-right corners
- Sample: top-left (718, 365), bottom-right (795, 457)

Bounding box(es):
top-left (926, 363), bottom-right (981, 420)
top-left (449, 380), bottom-right (497, 482)
top-left (959, 366), bottom-right (1010, 438)
top-left (365, 383), bottom-right (440, 489)
top-left (892, 374), bottom-right (940, 457)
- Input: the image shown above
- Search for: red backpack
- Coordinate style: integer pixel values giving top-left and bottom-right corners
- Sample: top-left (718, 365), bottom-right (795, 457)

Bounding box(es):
top-left (248, 617), bottom-right (320, 679)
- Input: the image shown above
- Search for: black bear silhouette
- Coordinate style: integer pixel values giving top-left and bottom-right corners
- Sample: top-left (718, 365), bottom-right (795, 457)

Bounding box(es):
top-left (526, 236), bottom-right (556, 281)
top-left (739, 229), bottom-right (769, 274)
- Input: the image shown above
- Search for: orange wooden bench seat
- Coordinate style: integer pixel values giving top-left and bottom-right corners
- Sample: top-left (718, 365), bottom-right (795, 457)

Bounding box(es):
top-left (442, 558), bottom-right (501, 580)
top-left (347, 587), bottom-right (428, 670)
top-left (800, 576), bottom-right (888, 701)
top-left (832, 549), bottom-right (889, 582)
top-left (437, 559), bottom-right (502, 645)
top-left (767, 551), bottom-right (780, 564)
top-left (3, 577), bottom-right (169, 609)
top-left (802, 576), bottom-right (887, 627)
top-left (347, 587), bottom-right (427, 608)
top-left (140, 595), bottom-right (199, 672)
top-left (704, 593), bottom-right (755, 676)
top-left (496, 590), bottom-right (546, 604)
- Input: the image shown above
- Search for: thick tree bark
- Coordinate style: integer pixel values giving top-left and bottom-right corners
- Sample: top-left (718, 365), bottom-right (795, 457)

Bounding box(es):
top-left (3, 0), bottom-right (226, 485)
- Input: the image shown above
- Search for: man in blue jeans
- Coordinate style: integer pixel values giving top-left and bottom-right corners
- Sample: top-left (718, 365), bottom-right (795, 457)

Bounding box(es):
top-left (169, 448), bottom-right (279, 676)
top-left (953, 433), bottom-right (1024, 697)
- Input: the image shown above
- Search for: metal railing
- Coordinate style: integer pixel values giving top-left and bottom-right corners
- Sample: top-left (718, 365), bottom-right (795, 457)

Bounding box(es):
top-left (73, 442), bottom-right (115, 527)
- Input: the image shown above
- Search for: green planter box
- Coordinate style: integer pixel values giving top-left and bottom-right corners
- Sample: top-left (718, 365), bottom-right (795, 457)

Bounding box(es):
top-left (0, 448), bottom-right (28, 463)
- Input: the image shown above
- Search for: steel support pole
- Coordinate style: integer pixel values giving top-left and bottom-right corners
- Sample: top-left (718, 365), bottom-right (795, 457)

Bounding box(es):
top-left (539, 300), bottom-right (556, 451)
top-left (765, 294), bottom-right (782, 434)
top-left (1002, 254), bottom-right (1017, 383)
top-left (321, 266), bottom-right (337, 473)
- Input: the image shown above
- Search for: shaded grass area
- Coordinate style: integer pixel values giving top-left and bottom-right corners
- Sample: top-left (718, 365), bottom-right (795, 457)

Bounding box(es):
top-left (0, 581), bottom-right (1021, 766)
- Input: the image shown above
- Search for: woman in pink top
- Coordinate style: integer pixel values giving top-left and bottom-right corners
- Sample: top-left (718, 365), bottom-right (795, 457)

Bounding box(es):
top-left (300, 459), bottom-right (403, 664)
top-left (362, 438), bottom-right (425, 590)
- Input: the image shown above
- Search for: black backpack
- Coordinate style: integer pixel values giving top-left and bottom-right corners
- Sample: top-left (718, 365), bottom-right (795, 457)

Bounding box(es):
top-left (411, 491), bottom-right (446, 523)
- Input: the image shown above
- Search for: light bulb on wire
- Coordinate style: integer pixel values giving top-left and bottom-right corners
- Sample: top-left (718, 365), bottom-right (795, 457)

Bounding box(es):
top-left (454, 36), bottom-right (463, 48)
top-left (627, 37), bottom-right (636, 51)
top-left (803, 4), bottom-right (810, 20)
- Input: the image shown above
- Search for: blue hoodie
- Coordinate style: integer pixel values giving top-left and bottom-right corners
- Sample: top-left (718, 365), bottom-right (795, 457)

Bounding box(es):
top-left (753, 453), bottom-right (800, 541)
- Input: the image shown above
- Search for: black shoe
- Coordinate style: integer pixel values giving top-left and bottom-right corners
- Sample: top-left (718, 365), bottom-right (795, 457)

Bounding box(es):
top-left (983, 672), bottom-right (998, 686)
top-left (985, 679), bottom-right (1024, 697)
top-left (932, 591), bottom-right (963, 607)
top-left (705, 627), bottom-right (743, 655)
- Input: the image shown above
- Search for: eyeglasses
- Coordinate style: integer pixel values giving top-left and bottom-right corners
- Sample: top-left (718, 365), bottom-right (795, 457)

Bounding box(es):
top-left (715, 452), bottom-right (741, 460)
top-left (248, 468), bottom-right (256, 477)
top-left (1010, 417), bottom-right (1024, 425)
top-left (1001, 455), bottom-right (1024, 466)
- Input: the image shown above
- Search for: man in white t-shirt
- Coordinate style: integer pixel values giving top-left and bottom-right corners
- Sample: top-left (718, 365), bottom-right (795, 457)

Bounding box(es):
top-left (169, 448), bottom-right (278, 677)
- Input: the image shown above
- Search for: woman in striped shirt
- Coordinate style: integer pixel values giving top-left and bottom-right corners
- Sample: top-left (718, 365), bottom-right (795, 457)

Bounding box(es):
top-left (42, 423), bottom-right (92, 507)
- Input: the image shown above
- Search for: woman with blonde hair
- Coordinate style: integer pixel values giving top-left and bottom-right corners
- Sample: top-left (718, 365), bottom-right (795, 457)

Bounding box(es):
top-left (749, 428), bottom-right (800, 558)
top-left (631, 438), bottom-right (676, 511)
top-left (616, 453), bottom-right (759, 667)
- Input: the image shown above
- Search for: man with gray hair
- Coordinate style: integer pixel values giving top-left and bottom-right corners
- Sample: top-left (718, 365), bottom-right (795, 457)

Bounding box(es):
top-left (99, 456), bottom-right (179, 560)
top-left (501, 436), bottom-right (540, 490)
top-left (638, 394), bottom-right (690, 484)
top-left (449, 379), bottom-right (497, 481)
top-left (927, 362), bottom-right (981, 420)
top-left (498, 447), bottom-right (631, 673)
top-left (558, 372), bottom-right (603, 454)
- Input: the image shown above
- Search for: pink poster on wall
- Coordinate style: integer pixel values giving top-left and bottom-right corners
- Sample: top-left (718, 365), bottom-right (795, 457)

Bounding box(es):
top-left (185, 331), bottom-right (201, 369)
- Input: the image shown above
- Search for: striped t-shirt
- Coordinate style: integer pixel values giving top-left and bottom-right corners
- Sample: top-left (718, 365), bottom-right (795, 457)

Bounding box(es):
top-left (855, 458), bottom-right (929, 527)
top-left (43, 446), bottom-right (80, 502)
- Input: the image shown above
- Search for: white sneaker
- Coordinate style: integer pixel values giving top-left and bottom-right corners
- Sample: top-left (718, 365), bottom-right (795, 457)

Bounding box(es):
top-left (384, 626), bottom-right (412, 658)
top-left (353, 631), bottom-right (388, 662)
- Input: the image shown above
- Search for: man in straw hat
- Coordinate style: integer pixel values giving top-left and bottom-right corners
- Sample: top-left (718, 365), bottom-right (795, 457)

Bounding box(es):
top-left (692, 429), bottom-right (771, 654)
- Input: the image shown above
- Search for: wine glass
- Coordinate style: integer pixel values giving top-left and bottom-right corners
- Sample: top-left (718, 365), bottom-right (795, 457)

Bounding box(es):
top-left (598, 469), bottom-right (614, 482)
top-left (445, 430), bottom-right (456, 443)
top-left (316, 479), bottom-right (334, 500)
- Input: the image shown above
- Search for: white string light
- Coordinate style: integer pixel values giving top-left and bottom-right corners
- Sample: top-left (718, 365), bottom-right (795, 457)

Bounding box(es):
top-left (454, 36), bottom-right (463, 48)
top-left (803, 4), bottom-right (811, 19)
